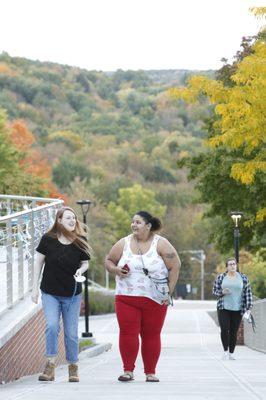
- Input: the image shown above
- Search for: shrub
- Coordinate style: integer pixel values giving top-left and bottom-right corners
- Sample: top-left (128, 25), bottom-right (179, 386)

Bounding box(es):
top-left (80, 289), bottom-right (115, 315)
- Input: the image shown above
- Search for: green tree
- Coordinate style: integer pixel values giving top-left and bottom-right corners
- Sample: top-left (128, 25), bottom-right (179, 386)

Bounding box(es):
top-left (179, 143), bottom-right (265, 252)
top-left (52, 156), bottom-right (91, 189)
top-left (107, 184), bottom-right (166, 239)
top-left (241, 249), bottom-right (266, 298)
top-left (0, 109), bottom-right (18, 182)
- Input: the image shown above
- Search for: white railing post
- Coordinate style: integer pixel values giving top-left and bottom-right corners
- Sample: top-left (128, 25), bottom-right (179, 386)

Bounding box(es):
top-left (28, 210), bottom-right (35, 289)
top-left (17, 216), bottom-right (24, 300)
top-left (6, 219), bottom-right (13, 308)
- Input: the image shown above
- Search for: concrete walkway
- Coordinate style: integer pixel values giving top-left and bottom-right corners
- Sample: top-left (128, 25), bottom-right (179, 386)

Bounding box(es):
top-left (2, 300), bottom-right (266, 400)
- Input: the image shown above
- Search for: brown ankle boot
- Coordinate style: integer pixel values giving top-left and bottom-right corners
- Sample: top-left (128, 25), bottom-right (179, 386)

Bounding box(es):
top-left (38, 361), bottom-right (55, 381)
top-left (68, 363), bottom-right (79, 382)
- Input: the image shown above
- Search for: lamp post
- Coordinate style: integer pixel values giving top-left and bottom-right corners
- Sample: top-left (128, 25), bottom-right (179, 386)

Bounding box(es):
top-left (229, 211), bottom-right (243, 264)
top-left (190, 250), bottom-right (206, 300)
top-left (76, 200), bottom-right (93, 338)
top-left (179, 250), bottom-right (206, 300)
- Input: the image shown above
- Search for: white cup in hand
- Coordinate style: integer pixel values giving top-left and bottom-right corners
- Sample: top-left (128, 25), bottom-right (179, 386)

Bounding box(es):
top-left (74, 274), bottom-right (86, 282)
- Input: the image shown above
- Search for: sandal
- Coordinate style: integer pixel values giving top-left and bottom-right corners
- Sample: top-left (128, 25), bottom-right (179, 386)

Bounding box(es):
top-left (118, 372), bottom-right (134, 382)
top-left (146, 374), bottom-right (159, 382)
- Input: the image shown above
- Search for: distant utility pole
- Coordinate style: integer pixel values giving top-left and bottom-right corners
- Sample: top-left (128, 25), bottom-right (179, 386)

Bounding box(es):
top-left (179, 250), bottom-right (206, 300)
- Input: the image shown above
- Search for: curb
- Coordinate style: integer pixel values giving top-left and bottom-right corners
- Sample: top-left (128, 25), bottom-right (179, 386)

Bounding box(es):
top-left (79, 342), bottom-right (112, 360)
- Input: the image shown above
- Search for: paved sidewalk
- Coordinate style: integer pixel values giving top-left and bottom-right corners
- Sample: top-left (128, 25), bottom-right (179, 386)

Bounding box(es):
top-left (2, 300), bottom-right (266, 400)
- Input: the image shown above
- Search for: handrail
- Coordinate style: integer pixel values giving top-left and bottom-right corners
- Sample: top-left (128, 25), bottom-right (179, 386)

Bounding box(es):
top-left (0, 202), bottom-right (63, 222)
top-left (0, 194), bottom-right (63, 202)
top-left (0, 195), bottom-right (64, 314)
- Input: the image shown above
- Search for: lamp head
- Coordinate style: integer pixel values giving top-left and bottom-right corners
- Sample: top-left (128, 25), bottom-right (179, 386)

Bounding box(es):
top-left (230, 211), bottom-right (243, 227)
top-left (76, 200), bottom-right (92, 216)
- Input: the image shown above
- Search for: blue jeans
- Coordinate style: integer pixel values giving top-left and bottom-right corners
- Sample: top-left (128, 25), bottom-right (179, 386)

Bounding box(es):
top-left (41, 291), bottom-right (82, 363)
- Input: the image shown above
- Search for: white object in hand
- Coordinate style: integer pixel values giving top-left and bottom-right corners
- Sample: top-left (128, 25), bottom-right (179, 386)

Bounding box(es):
top-left (222, 288), bottom-right (231, 295)
top-left (74, 275), bottom-right (86, 283)
top-left (243, 310), bottom-right (251, 320)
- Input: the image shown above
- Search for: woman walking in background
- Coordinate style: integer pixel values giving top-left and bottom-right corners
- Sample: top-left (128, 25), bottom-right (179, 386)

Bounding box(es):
top-left (213, 257), bottom-right (253, 360)
top-left (105, 210), bottom-right (180, 382)
top-left (31, 207), bottom-right (90, 382)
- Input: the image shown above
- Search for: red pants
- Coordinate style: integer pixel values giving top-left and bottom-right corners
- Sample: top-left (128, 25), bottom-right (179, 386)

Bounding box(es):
top-left (115, 295), bottom-right (167, 374)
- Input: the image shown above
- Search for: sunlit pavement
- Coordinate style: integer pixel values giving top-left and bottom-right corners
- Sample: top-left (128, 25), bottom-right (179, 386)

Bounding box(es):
top-left (2, 300), bottom-right (266, 400)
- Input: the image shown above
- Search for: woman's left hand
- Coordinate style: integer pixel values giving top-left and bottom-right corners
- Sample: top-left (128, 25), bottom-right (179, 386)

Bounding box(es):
top-left (243, 310), bottom-right (251, 320)
top-left (74, 268), bottom-right (82, 278)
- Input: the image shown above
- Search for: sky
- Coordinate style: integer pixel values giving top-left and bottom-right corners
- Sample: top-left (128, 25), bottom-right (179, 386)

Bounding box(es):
top-left (0, 0), bottom-right (264, 71)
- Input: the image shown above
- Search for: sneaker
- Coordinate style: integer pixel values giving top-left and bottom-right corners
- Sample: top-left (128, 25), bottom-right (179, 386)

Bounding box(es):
top-left (229, 353), bottom-right (236, 360)
top-left (68, 363), bottom-right (79, 382)
top-left (38, 361), bottom-right (55, 381)
top-left (222, 352), bottom-right (229, 360)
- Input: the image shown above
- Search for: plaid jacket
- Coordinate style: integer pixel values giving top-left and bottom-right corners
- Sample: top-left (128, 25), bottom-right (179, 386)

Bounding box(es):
top-left (212, 272), bottom-right (253, 315)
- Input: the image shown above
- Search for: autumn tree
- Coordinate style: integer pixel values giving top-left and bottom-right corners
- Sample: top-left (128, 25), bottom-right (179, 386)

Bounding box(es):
top-left (170, 41), bottom-right (266, 189)
top-left (169, 10), bottom-right (266, 252)
top-left (48, 130), bottom-right (84, 151)
top-left (0, 109), bottom-right (47, 195)
top-left (1, 117), bottom-right (64, 198)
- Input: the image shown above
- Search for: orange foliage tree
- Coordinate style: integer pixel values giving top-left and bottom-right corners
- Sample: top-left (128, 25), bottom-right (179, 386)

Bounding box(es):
top-left (9, 120), bottom-right (67, 201)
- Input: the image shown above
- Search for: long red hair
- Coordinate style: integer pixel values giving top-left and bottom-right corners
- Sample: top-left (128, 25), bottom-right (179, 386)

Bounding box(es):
top-left (47, 207), bottom-right (91, 256)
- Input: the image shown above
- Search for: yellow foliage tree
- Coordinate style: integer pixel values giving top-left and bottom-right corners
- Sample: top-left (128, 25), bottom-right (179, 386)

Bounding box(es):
top-left (0, 62), bottom-right (17, 76)
top-left (48, 130), bottom-right (84, 151)
top-left (169, 8), bottom-right (266, 222)
top-left (169, 40), bottom-right (266, 184)
top-left (250, 7), bottom-right (266, 18)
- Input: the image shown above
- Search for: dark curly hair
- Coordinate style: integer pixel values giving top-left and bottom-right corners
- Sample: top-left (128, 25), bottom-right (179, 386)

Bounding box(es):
top-left (135, 211), bottom-right (162, 232)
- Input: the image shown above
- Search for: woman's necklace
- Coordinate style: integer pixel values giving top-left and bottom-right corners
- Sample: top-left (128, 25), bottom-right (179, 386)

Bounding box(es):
top-left (134, 234), bottom-right (154, 254)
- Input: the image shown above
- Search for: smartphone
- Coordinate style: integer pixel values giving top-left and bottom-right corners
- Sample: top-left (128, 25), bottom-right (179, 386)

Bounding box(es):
top-left (122, 264), bottom-right (130, 274)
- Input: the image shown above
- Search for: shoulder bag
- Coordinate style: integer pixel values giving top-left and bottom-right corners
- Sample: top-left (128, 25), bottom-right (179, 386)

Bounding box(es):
top-left (136, 241), bottom-right (173, 305)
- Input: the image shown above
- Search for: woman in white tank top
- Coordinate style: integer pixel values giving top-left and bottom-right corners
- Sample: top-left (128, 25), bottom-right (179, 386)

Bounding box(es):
top-left (105, 211), bottom-right (181, 383)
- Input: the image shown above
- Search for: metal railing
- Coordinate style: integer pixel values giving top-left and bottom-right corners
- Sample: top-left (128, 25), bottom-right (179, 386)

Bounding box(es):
top-left (0, 195), bottom-right (64, 315)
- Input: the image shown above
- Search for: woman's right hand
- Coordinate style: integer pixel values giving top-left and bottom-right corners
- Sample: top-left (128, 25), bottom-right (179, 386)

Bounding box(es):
top-left (31, 288), bottom-right (39, 304)
top-left (115, 266), bottom-right (129, 278)
top-left (222, 288), bottom-right (231, 295)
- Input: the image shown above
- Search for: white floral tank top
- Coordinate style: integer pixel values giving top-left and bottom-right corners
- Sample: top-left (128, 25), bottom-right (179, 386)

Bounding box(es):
top-left (116, 234), bottom-right (168, 304)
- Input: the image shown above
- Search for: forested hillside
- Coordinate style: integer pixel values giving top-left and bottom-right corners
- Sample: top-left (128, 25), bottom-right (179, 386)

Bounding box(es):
top-left (0, 52), bottom-right (217, 295)
top-left (0, 8), bottom-right (264, 299)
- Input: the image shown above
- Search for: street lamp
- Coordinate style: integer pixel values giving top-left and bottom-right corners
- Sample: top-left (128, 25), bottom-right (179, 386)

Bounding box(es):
top-left (76, 200), bottom-right (93, 338)
top-left (229, 211), bottom-right (243, 264)
top-left (190, 250), bottom-right (206, 300)
top-left (179, 250), bottom-right (206, 300)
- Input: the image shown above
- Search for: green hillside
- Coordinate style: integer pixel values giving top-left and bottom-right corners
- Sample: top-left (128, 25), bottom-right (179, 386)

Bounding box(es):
top-left (0, 52), bottom-right (213, 140)
top-left (0, 52), bottom-right (216, 295)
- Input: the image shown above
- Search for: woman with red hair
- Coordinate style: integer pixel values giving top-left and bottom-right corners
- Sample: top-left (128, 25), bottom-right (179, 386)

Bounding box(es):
top-left (31, 207), bottom-right (90, 383)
